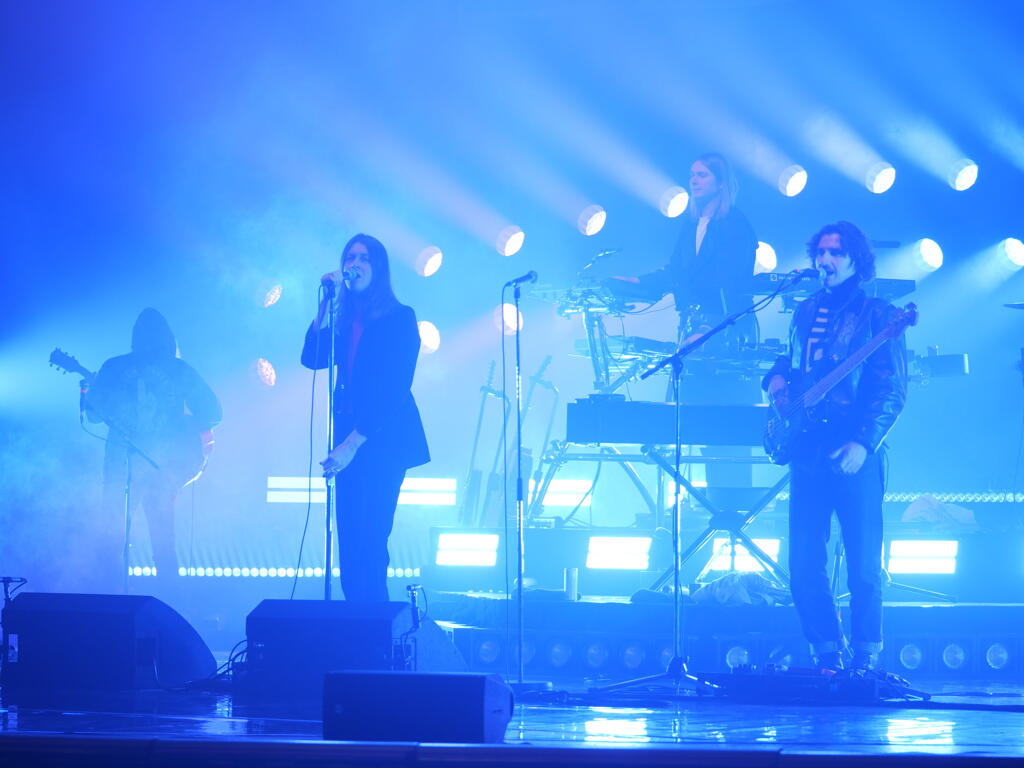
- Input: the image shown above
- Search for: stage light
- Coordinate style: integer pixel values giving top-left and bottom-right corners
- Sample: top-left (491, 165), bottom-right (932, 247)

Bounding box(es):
top-left (256, 358), bottom-right (277, 386)
top-left (529, 478), bottom-right (592, 507)
top-left (659, 186), bottom-right (689, 218)
top-left (585, 642), bottom-right (610, 669)
top-left (778, 165), bottom-right (808, 197)
top-left (867, 162), bottom-right (896, 194)
top-left (416, 246), bottom-right (443, 277)
top-left (241, 568), bottom-right (251, 577)
top-left (724, 646), bottom-right (750, 669)
top-left (949, 159), bottom-right (978, 191)
top-left (418, 321), bottom-right (441, 354)
top-left (755, 242), bottom-right (778, 274)
top-left (132, 567), bottom-right (143, 576)
top-left (435, 532), bottom-right (500, 567)
top-left (262, 284), bottom-right (283, 308)
top-left (232, 568), bottom-right (241, 577)
top-left (887, 540), bottom-right (957, 574)
top-left (578, 205), bottom-right (607, 236)
top-left (259, 568), bottom-right (269, 577)
top-left (915, 239), bottom-right (944, 271)
top-left (478, 639), bottom-right (501, 664)
top-left (494, 303), bottom-right (523, 335)
top-left (585, 536), bottom-right (652, 570)
top-left (214, 568), bottom-right (224, 577)
top-left (621, 644), bottom-right (646, 670)
top-left (985, 643), bottom-right (1010, 670)
top-left (1001, 238), bottom-right (1024, 268)
top-left (496, 225), bottom-right (525, 257)
top-left (304, 567), bottom-right (314, 577)
top-left (178, 567), bottom-right (187, 576)
top-left (941, 644), bottom-right (967, 670)
top-left (709, 537), bottom-right (780, 572)
top-left (548, 641), bottom-right (573, 668)
top-left (313, 568), bottom-right (324, 577)
top-left (142, 567), bottom-right (153, 577)
top-left (897, 643), bottom-right (923, 670)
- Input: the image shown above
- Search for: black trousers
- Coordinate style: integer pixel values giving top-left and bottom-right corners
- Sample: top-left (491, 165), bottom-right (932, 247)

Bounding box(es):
top-left (334, 447), bottom-right (406, 602)
top-left (788, 449), bottom-right (884, 656)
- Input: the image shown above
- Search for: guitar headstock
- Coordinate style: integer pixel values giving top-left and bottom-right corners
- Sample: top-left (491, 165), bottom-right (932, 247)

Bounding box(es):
top-left (49, 348), bottom-right (94, 380)
top-left (889, 303), bottom-right (919, 336)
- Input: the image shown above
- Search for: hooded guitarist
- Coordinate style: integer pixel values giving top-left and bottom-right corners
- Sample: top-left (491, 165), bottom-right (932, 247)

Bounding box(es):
top-left (763, 221), bottom-right (908, 673)
top-left (86, 308), bottom-right (222, 596)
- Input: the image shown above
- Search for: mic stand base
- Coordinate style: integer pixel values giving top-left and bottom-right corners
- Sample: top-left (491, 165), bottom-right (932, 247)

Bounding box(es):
top-left (590, 655), bottom-right (719, 696)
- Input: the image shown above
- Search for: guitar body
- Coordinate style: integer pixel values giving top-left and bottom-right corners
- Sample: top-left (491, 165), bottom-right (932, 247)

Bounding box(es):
top-left (763, 302), bottom-right (918, 466)
top-left (50, 347), bottom-right (214, 488)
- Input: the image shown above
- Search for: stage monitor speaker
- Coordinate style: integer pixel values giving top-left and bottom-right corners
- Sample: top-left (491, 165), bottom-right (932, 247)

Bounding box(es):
top-left (323, 670), bottom-right (513, 743)
top-left (242, 599), bottom-right (466, 700)
top-left (1, 592), bottom-right (215, 702)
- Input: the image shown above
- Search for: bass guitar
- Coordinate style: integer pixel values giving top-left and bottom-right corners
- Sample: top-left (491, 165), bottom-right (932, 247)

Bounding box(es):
top-left (764, 303), bottom-right (917, 465)
top-left (49, 347), bottom-right (214, 487)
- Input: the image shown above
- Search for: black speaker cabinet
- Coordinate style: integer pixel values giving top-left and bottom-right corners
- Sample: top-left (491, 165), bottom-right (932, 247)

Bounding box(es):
top-left (1, 592), bottom-right (215, 702)
top-left (323, 670), bottom-right (513, 743)
top-left (242, 599), bottom-right (466, 701)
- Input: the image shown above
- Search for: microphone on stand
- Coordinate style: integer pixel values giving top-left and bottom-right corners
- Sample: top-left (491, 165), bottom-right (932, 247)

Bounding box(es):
top-left (505, 270), bottom-right (538, 287)
top-left (322, 268), bottom-right (359, 294)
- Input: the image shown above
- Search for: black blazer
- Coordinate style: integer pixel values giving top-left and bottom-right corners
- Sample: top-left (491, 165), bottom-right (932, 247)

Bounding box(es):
top-left (302, 302), bottom-right (430, 471)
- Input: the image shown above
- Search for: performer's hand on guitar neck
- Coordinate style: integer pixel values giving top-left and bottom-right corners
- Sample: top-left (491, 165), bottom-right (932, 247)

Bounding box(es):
top-left (829, 442), bottom-right (867, 475)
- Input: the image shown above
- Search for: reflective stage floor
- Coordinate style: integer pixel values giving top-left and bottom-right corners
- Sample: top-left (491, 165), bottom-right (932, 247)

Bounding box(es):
top-left (3, 678), bottom-right (1024, 767)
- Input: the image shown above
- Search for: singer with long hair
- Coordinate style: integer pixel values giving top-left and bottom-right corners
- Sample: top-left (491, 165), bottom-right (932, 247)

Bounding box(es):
top-left (301, 234), bottom-right (430, 602)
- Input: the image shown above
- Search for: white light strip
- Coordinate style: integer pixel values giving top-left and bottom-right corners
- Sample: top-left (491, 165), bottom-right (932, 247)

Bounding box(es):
top-left (708, 538), bottom-right (780, 573)
top-left (586, 536), bottom-right (652, 570)
top-left (267, 476), bottom-right (456, 506)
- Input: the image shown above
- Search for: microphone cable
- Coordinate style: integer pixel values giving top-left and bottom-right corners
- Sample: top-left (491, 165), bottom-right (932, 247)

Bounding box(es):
top-left (290, 284), bottom-right (328, 599)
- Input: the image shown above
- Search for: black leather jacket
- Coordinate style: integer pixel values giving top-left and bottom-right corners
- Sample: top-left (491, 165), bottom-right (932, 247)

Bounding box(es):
top-left (762, 282), bottom-right (907, 454)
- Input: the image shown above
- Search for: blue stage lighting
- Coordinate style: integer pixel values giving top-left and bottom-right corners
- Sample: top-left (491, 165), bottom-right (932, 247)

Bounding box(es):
top-left (949, 159), bottom-right (979, 191)
top-left (577, 204), bottom-right (607, 236)
top-left (867, 162), bottom-right (896, 194)
top-left (755, 241), bottom-right (778, 273)
top-left (898, 643), bottom-right (924, 670)
top-left (778, 165), bottom-right (807, 197)
top-left (418, 320), bottom-right (441, 354)
top-left (915, 238), bottom-right (944, 271)
top-left (416, 246), bottom-right (443, 277)
top-left (659, 186), bottom-right (688, 218)
top-left (496, 225), bottom-right (525, 256)
top-left (1001, 237), bottom-right (1024, 268)
top-left (887, 539), bottom-right (957, 574)
top-left (435, 532), bottom-right (500, 566)
top-left (585, 536), bottom-right (652, 569)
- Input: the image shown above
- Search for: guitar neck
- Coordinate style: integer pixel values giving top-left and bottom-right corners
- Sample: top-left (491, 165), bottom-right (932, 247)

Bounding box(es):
top-left (801, 328), bottom-right (894, 409)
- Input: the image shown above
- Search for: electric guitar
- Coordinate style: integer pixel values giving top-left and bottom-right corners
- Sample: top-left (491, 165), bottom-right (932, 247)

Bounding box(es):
top-left (763, 303), bottom-right (917, 466)
top-left (49, 347), bottom-right (214, 486)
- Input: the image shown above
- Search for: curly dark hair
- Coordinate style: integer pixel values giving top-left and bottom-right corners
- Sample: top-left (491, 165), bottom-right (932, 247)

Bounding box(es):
top-left (805, 221), bottom-right (875, 282)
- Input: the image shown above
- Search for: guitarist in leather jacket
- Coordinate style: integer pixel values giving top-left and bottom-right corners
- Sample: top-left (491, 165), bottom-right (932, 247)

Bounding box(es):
top-left (763, 221), bottom-right (907, 672)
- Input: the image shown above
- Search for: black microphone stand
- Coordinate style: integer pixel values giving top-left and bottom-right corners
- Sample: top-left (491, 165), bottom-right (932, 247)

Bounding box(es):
top-left (592, 270), bottom-right (807, 696)
top-left (83, 397), bottom-right (160, 593)
top-left (322, 283), bottom-right (339, 600)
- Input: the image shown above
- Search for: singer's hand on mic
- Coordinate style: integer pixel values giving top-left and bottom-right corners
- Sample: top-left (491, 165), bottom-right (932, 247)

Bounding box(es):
top-left (322, 270), bottom-right (345, 293)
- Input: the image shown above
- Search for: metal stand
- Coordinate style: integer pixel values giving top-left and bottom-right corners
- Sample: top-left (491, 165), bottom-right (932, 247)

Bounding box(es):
top-left (323, 284), bottom-right (338, 600)
top-left (1, 577), bottom-right (27, 704)
top-left (512, 282), bottom-right (526, 685)
top-left (591, 358), bottom-right (715, 695)
top-left (645, 455), bottom-right (791, 589)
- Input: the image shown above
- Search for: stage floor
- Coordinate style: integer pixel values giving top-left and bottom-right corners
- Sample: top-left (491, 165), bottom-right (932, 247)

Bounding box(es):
top-left (3, 679), bottom-right (1024, 767)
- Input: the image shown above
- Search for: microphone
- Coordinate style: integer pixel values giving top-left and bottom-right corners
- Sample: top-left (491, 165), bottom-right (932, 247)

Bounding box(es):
top-left (322, 268), bottom-right (359, 293)
top-left (505, 270), bottom-right (538, 287)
